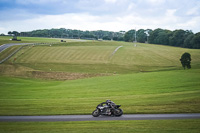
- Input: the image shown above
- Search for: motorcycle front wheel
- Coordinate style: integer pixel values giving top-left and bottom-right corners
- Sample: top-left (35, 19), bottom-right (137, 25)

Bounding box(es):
top-left (92, 109), bottom-right (100, 117)
top-left (114, 108), bottom-right (123, 117)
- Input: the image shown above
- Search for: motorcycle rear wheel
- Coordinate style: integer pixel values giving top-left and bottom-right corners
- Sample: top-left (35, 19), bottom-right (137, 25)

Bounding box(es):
top-left (114, 108), bottom-right (123, 117)
top-left (92, 109), bottom-right (100, 117)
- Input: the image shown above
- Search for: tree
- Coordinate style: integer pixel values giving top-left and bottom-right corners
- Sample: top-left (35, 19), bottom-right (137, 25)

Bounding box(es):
top-left (183, 34), bottom-right (194, 48)
top-left (102, 36), bottom-right (111, 40)
top-left (180, 52), bottom-right (191, 69)
top-left (153, 29), bottom-right (172, 45)
top-left (148, 28), bottom-right (163, 44)
top-left (12, 31), bottom-right (19, 36)
top-left (169, 30), bottom-right (186, 47)
top-left (124, 29), bottom-right (136, 42)
top-left (137, 29), bottom-right (147, 43)
top-left (8, 31), bottom-right (12, 35)
top-left (191, 32), bottom-right (200, 49)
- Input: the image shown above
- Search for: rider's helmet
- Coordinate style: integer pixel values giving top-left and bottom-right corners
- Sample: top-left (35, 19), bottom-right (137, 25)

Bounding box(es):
top-left (106, 100), bottom-right (111, 103)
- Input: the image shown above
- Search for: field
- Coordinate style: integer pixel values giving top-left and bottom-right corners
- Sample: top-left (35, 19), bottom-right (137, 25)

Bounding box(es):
top-left (1, 120), bottom-right (200, 133)
top-left (0, 69), bottom-right (200, 115)
top-left (0, 37), bottom-right (200, 115)
top-left (0, 37), bottom-right (200, 132)
top-left (0, 36), bottom-right (88, 47)
top-left (1, 39), bottom-right (200, 79)
top-left (0, 36), bottom-right (60, 46)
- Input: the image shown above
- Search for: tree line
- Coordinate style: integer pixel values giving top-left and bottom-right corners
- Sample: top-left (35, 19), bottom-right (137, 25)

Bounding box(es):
top-left (7, 28), bottom-right (200, 49)
top-left (8, 28), bottom-right (125, 41)
top-left (124, 28), bottom-right (200, 49)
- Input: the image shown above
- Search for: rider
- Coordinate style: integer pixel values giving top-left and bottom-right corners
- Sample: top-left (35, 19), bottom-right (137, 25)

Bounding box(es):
top-left (100, 100), bottom-right (115, 107)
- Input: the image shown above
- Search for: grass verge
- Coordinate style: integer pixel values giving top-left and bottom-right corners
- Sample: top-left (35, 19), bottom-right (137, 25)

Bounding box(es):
top-left (0, 119), bottom-right (200, 133)
top-left (0, 69), bottom-right (199, 115)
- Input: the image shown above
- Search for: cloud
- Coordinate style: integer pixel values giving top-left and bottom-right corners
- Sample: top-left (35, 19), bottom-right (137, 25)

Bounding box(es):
top-left (177, 16), bottom-right (200, 33)
top-left (186, 6), bottom-right (200, 16)
top-left (164, 9), bottom-right (178, 23)
top-left (0, 0), bottom-right (200, 34)
top-left (0, 9), bottom-right (38, 21)
top-left (0, 13), bottom-right (134, 33)
top-left (146, 0), bottom-right (166, 5)
top-left (104, 0), bottom-right (117, 3)
top-left (15, 0), bottom-right (69, 5)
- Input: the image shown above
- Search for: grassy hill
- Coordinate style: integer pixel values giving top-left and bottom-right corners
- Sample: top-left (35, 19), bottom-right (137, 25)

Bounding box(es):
top-left (1, 40), bottom-right (200, 79)
top-left (0, 37), bottom-right (200, 116)
top-left (0, 69), bottom-right (200, 115)
top-left (0, 36), bottom-right (61, 46)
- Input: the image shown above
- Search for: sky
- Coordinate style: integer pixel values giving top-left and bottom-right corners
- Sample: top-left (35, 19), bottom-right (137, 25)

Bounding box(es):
top-left (0, 0), bottom-right (200, 34)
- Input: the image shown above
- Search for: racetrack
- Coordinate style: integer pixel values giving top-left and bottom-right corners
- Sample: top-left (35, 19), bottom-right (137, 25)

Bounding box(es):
top-left (1, 114), bottom-right (200, 122)
top-left (0, 43), bottom-right (33, 53)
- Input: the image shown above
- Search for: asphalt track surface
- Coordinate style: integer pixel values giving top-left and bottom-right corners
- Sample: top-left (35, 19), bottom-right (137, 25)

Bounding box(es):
top-left (0, 114), bottom-right (200, 122)
top-left (0, 43), bottom-right (33, 53)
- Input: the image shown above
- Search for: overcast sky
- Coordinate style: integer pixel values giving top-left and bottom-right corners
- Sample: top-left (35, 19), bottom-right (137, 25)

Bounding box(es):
top-left (0, 0), bottom-right (200, 34)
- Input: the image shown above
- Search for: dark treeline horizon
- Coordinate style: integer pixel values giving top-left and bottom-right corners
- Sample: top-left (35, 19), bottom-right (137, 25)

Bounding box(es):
top-left (6, 28), bottom-right (200, 49)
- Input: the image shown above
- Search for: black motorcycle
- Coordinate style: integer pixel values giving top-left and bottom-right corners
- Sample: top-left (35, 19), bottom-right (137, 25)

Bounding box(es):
top-left (92, 103), bottom-right (123, 117)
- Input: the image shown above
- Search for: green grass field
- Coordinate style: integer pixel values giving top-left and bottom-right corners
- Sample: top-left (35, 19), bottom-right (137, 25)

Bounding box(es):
top-left (0, 37), bottom-right (200, 132)
top-left (1, 39), bottom-right (200, 79)
top-left (1, 119), bottom-right (200, 133)
top-left (0, 36), bottom-right (60, 46)
top-left (0, 36), bottom-right (90, 46)
top-left (0, 37), bottom-right (200, 115)
top-left (0, 69), bottom-right (199, 115)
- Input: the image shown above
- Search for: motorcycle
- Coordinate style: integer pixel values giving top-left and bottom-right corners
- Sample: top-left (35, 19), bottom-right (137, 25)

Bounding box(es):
top-left (92, 102), bottom-right (123, 117)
